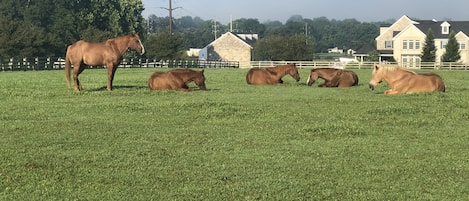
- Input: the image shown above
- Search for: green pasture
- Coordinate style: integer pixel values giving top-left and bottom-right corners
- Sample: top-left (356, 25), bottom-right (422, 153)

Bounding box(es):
top-left (0, 68), bottom-right (468, 200)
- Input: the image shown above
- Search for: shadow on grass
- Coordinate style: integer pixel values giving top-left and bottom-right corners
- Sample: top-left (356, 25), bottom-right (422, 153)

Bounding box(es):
top-left (89, 85), bottom-right (147, 91)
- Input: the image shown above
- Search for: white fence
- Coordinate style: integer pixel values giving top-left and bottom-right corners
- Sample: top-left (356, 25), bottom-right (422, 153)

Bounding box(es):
top-left (249, 61), bottom-right (469, 70)
top-left (2, 57), bottom-right (468, 71)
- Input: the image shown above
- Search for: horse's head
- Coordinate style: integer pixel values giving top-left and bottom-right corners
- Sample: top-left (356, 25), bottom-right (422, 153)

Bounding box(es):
top-left (369, 65), bottom-right (383, 90)
top-left (128, 33), bottom-right (145, 55)
top-left (193, 70), bottom-right (207, 90)
top-left (307, 69), bottom-right (319, 86)
top-left (287, 64), bottom-right (300, 82)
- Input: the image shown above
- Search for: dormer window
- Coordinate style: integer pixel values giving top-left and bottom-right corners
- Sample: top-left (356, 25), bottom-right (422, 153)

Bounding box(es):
top-left (441, 21), bottom-right (450, 35)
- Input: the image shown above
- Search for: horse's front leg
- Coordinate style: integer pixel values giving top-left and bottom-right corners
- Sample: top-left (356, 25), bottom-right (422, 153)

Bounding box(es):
top-left (384, 89), bottom-right (400, 95)
top-left (106, 64), bottom-right (118, 91)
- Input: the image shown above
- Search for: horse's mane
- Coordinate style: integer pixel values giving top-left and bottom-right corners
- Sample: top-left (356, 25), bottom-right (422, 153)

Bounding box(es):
top-left (377, 65), bottom-right (416, 75)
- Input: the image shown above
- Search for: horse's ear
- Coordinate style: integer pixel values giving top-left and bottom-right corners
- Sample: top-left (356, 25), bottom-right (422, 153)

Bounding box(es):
top-left (374, 65), bottom-right (379, 70)
top-left (201, 69), bottom-right (204, 73)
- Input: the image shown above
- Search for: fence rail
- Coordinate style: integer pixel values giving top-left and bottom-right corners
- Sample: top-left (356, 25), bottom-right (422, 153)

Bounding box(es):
top-left (1, 57), bottom-right (468, 71)
top-left (249, 61), bottom-right (469, 70)
top-left (0, 57), bottom-right (239, 71)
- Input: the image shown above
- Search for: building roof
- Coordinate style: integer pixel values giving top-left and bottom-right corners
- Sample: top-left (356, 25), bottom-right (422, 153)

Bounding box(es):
top-left (232, 33), bottom-right (258, 46)
top-left (355, 43), bottom-right (376, 54)
top-left (414, 20), bottom-right (469, 38)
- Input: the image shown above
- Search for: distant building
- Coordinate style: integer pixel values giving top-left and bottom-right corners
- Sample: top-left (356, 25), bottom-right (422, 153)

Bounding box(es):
top-left (199, 32), bottom-right (258, 68)
top-left (186, 48), bottom-right (201, 57)
top-left (328, 47), bottom-right (344, 54)
top-left (372, 15), bottom-right (469, 67)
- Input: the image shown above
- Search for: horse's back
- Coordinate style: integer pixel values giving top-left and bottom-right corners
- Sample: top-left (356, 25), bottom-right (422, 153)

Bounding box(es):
top-left (246, 68), bottom-right (265, 84)
top-left (148, 72), bottom-right (168, 90)
top-left (148, 69), bottom-right (203, 91)
top-left (416, 72), bottom-right (445, 92)
top-left (246, 68), bottom-right (278, 85)
top-left (341, 70), bottom-right (359, 87)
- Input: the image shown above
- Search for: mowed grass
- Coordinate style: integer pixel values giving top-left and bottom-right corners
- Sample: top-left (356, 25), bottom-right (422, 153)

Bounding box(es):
top-left (0, 67), bottom-right (468, 200)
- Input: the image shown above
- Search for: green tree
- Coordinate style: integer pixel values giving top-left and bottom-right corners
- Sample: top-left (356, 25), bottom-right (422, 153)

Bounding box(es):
top-left (144, 33), bottom-right (184, 59)
top-left (231, 18), bottom-right (266, 36)
top-left (421, 28), bottom-right (436, 62)
top-left (0, 17), bottom-right (52, 58)
top-left (441, 31), bottom-right (461, 62)
top-left (366, 50), bottom-right (380, 62)
top-left (253, 34), bottom-right (314, 60)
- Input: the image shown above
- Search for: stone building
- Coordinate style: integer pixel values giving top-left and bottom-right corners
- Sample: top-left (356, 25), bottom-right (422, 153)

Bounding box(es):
top-left (199, 32), bottom-right (258, 68)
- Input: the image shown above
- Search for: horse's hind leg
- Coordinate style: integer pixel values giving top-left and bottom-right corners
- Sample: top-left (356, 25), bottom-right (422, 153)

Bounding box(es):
top-left (73, 63), bottom-right (86, 91)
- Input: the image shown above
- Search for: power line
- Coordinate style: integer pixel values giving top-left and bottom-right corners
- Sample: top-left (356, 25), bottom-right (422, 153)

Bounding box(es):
top-left (160, 0), bottom-right (181, 34)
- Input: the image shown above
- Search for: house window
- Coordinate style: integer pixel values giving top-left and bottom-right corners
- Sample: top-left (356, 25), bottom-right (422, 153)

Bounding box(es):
top-left (459, 42), bottom-right (466, 50)
top-left (402, 40), bottom-right (420, 50)
top-left (385, 40), bottom-right (393, 48)
top-left (442, 26), bottom-right (448, 34)
top-left (441, 40), bottom-right (448, 49)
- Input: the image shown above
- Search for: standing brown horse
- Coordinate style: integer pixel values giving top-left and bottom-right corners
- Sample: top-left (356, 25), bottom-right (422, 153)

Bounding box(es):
top-left (65, 33), bottom-right (145, 91)
top-left (246, 64), bottom-right (300, 85)
top-left (369, 65), bottom-right (445, 95)
top-left (307, 68), bottom-right (359, 87)
top-left (148, 69), bottom-right (207, 92)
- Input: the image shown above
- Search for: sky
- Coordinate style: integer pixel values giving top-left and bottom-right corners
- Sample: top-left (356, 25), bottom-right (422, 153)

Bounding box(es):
top-left (141, 0), bottom-right (469, 24)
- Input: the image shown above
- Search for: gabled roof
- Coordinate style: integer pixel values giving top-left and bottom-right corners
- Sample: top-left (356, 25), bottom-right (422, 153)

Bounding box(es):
top-left (233, 33), bottom-right (258, 46)
top-left (414, 20), bottom-right (469, 38)
top-left (376, 15), bottom-right (417, 40)
top-left (206, 32), bottom-right (258, 48)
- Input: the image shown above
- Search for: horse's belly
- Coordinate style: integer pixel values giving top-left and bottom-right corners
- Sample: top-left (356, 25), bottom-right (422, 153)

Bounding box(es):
top-left (83, 55), bottom-right (105, 66)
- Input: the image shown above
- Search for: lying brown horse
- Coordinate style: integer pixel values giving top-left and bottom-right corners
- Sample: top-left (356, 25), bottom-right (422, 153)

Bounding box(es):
top-left (246, 64), bottom-right (300, 85)
top-left (307, 68), bottom-right (359, 87)
top-left (369, 65), bottom-right (445, 95)
top-left (65, 33), bottom-right (145, 91)
top-left (148, 69), bottom-right (207, 92)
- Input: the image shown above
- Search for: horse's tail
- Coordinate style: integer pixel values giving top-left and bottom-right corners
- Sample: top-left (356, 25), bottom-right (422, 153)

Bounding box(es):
top-left (64, 45), bottom-right (72, 89)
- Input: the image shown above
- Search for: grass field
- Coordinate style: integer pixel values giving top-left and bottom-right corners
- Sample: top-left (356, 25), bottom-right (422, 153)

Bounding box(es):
top-left (0, 67), bottom-right (468, 200)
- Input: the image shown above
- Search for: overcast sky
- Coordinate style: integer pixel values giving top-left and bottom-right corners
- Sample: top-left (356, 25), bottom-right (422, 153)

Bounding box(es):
top-left (142, 0), bottom-right (469, 24)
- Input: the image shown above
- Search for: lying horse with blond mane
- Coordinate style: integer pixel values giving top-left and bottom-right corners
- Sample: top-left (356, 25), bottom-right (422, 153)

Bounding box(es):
top-left (246, 64), bottom-right (300, 85)
top-left (369, 65), bottom-right (445, 95)
top-left (306, 68), bottom-right (358, 87)
top-left (148, 69), bottom-right (207, 92)
top-left (65, 33), bottom-right (145, 91)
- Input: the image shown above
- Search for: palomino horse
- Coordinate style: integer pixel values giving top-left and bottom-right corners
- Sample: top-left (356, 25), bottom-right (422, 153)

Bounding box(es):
top-left (148, 69), bottom-right (207, 92)
top-left (65, 33), bottom-right (145, 91)
top-left (246, 64), bottom-right (300, 85)
top-left (306, 68), bottom-right (359, 87)
top-left (369, 65), bottom-right (445, 95)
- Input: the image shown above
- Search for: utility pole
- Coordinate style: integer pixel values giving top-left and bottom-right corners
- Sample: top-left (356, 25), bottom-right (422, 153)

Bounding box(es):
top-left (160, 0), bottom-right (181, 34)
top-left (212, 19), bottom-right (218, 40)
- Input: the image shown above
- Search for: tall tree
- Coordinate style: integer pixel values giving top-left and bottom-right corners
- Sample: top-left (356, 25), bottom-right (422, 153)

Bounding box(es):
top-left (441, 31), bottom-right (461, 62)
top-left (253, 34), bottom-right (314, 60)
top-left (144, 32), bottom-right (184, 60)
top-left (421, 28), bottom-right (436, 62)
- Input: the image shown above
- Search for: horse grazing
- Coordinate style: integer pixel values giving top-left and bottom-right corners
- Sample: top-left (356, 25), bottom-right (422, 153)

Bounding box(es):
top-left (65, 33), bottom-right (145, 91)
top-left (369, 65), bottom-right (445, 95)
top-left (306, 68), bottom-right (359, 87)
top-left (246, 64), bottom-right (300, 85)
top-left (148, 69), bottom-right (207, 92)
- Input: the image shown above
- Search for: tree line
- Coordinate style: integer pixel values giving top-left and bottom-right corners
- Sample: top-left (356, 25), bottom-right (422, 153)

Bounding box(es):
top-left (1, 0), bottom-right (383, 61)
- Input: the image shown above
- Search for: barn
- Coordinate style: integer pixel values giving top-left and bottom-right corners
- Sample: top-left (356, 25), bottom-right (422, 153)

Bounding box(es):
top-left (199, 32), bottom-right (258, 68)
